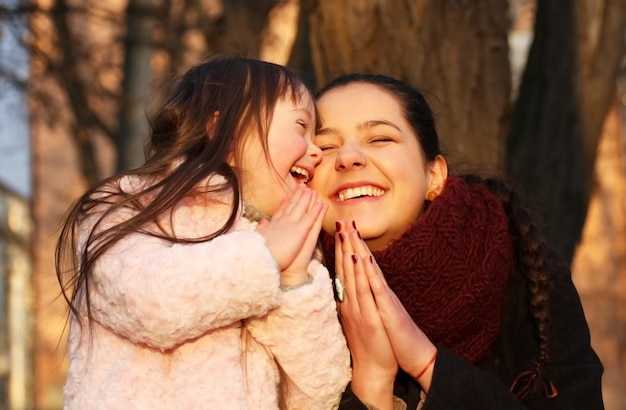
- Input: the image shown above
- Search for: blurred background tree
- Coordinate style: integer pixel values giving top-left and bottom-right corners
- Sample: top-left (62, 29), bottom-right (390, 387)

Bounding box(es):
top-left (0, 0), bottom-right (623, 408)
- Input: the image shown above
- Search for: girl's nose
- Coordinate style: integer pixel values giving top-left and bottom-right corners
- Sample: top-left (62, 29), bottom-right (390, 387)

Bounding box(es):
top-left (307, 142), bottom-right (322, 166)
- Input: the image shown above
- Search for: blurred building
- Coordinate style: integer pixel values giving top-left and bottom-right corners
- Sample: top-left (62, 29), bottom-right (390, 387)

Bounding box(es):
top-left (0, 183), bottom-right (34, 409)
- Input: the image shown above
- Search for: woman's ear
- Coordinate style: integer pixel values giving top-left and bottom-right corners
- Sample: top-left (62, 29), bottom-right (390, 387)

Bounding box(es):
top-left (427, 155), bottom-right (448, 195)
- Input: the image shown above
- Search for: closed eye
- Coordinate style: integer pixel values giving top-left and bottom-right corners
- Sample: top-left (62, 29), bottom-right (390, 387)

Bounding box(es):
top-left (370, 136), bottom-right (394, 143)
top-left (317, 144), bottom-right (338, 152)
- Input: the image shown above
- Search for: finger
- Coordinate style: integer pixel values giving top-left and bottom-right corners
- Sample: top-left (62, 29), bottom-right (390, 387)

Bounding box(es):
top-left (345, 221), bottom-right (373, 260)
top-left (353, 254), bottom-right (379, 315)
top-left (296, 199), bottom-right (327, 259)
top-left (363, 255), bottom-right (391, 300)
top-left (349, 254), bottom-right (392, 353)
top-left (298, 191), bottom-right (323, 228)
top-left (305, 199), bottom-right (327, 242)
top-left (362, 256), bottom-right (408, 330)
top-left (340, 230), bottom-right (358, 305)
top-left (334, 226), bottom-right (345, 302)
top-left (284, 184), bottom-right (311, 217)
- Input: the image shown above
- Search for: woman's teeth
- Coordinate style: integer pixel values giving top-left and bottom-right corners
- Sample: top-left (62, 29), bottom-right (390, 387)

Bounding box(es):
top-left (337, 186), bottom-right (384, 201)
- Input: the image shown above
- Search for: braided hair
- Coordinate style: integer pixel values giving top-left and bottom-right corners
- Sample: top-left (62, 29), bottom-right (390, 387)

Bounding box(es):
top-left (462, 174), bottom-right (558, 400)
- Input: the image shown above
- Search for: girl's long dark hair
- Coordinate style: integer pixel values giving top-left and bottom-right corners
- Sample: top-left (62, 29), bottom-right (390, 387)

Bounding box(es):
top-left (56, 57), bottom-right (311, 324)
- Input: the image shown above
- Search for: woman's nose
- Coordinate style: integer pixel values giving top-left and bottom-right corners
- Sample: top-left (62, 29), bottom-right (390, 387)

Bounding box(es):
top-left (335, 143), bottom-right (366, 170)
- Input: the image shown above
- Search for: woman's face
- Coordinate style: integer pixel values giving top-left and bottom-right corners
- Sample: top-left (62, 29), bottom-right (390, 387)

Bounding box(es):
top-left (310, 82), bottom-right (445, 250)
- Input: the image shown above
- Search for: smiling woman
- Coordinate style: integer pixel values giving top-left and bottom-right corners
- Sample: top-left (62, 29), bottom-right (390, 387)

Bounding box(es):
top-left (309, 73), bottom-right (604, 410)
top-left (312, 81), bottom-right (447, 252)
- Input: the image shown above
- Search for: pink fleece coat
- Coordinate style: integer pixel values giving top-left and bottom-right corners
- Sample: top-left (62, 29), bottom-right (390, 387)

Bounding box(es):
top-left (63, 175), bottom-right (351, 409)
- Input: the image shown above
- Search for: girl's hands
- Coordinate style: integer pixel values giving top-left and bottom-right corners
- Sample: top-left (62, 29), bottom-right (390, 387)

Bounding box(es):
top-left (256, 184), bottom-right (327, 286)
top-left (338, 221), bottom-right (438, 394)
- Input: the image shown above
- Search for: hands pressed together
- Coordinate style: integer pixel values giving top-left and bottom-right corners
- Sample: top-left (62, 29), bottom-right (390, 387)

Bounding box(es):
top-left (335, 220), bottom-right (438, 410)
top-left (256, 186), bottom-right (439, 409)
top-left (256, 184), bottom-right (328, 287)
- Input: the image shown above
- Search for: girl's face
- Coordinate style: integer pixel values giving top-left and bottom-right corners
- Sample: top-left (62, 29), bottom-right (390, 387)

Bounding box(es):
top-left (310, 83), bottom-right (446, 251)
top-left (238, 88), bottom-right (321, 216)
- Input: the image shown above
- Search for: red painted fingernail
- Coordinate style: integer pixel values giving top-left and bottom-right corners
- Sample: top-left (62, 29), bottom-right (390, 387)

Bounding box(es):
top-left (338, 233), bottom-right (345, 243)
top-left (352, 220), bottom-right (357, 229)
top-left (351, 254), bottom-right (358, 263)
top-left (335, 221), bottom-right (342, 232)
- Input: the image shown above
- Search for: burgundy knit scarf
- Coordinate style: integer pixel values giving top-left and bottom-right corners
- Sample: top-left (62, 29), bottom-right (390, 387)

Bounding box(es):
top-left (322, 175), bottom-right (515, 363)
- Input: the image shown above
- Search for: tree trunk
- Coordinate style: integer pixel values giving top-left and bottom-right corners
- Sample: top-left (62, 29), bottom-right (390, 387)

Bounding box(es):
top-left (115, 0), bottom-right (156, 173)
top-left (308, 0), bottom-right (511, 170)
top-left (206, 0), bottom-right (278, 58)
top-left (507, 0), bottom-right (624, 263)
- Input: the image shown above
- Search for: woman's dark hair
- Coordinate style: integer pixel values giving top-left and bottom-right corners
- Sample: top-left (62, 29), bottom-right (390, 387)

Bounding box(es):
top-left (463, 174), bottom-right (557, 400)
top-left (56, 57), bottom-right (311, 323)
top-left (317, 73), bottom-right (555, 400)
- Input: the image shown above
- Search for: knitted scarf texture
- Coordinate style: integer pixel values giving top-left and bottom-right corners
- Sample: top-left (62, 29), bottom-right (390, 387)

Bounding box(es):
top-left (322, 175), bottom-right (515, 363)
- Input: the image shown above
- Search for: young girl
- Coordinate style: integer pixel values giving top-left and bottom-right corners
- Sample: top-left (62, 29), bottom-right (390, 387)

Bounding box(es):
top-left (55, 57), bottom-right (351, 409)
top-left (310, 74), bottom-right (603, 409)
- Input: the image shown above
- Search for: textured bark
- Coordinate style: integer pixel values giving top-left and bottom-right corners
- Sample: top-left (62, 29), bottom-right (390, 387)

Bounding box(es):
top-left (576, 0), bottom-right (625, 187)
top-left (206, 0), bottom-right (277, 58)
top-left (115, 0), bottom-right (156, 172)
top-left (507, 0), bottom-right (625, 263)
top-left (308, 0), bottom-right (511, 170)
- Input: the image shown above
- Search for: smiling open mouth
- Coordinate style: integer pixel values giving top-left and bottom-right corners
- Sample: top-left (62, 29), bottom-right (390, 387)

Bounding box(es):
top-left (337, 186), bottom-right (384, 201)
top-left (290, 166), bottom-right (311, 184)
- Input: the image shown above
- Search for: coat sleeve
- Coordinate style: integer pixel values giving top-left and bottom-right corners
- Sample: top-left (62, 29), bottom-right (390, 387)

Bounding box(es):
top-left (86, 228), bottom-right (282, 351)
top-left (245, 259), bottom-right (352, 409)
top-left (421, 346), bottom-right (527, 409)
top-left (422, 255), bottom-right (604, 409)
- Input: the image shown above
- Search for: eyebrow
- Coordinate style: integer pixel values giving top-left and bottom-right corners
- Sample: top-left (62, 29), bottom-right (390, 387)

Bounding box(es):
top-left (317, 119), bottom-right (401, 136)
top-left (292, 107), bottom-right (313, 118)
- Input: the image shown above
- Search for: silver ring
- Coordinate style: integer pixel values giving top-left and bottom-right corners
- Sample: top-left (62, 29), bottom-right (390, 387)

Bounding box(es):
top-left (334, 276), bottom-right (345, 302)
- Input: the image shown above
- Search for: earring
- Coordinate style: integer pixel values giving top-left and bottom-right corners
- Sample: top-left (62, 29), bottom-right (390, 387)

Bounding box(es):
top-left (426, 191), bottom-right (438, 201)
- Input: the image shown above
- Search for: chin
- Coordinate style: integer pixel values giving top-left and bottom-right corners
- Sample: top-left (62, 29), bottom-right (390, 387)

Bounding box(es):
top-left (353, 223), bottom-right (384, 239)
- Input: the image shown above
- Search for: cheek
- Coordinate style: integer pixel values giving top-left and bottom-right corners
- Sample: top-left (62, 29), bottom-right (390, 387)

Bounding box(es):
top-left (318, 196), bottom-right (337, 234)
top-left (274, 137), bottom-right (307, 171)
top-left (402, 190), bottom-right (426, 222)
top-left (391, 162), bottom-right (428, 212)
top-left (287, 133), bottom-right (308, 154)
top-left (309, 163), bottom-right (331, 191)
top-left (294, 138), bottom-right (309, 159)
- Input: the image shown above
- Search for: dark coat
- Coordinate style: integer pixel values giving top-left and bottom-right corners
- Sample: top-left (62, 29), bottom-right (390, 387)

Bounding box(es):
top-left (338, 250), bottom-right (604, 410)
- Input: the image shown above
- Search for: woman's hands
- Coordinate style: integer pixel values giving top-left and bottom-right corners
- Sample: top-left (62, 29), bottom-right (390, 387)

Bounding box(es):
top-left (335, 221), bottom-right (397, 409)
top-left (335, 221), bottom-right (438, 403)
top-left (256, 184), bottom-right (327, 287)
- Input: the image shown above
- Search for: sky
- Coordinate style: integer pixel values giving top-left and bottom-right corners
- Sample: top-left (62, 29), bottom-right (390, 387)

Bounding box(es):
top-left (0, 0), bottom-right (30, 198)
